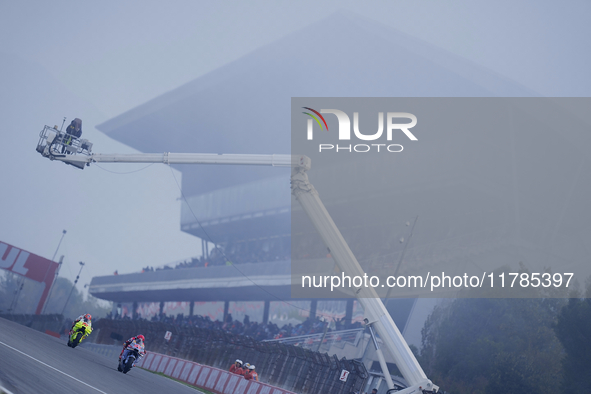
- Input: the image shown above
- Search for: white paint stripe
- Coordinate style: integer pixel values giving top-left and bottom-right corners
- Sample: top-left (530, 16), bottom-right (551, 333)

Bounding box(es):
top-left (0, 385), bottom-right (16, 394)
top-left (0, 341), bottom-right (108, 394)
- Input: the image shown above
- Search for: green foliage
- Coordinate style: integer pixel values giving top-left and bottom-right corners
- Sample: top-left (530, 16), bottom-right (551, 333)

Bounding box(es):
top-left (1, 272), bottom-right (109, 318)
top-left (0, 272), bottom-right (43, 314)
top-left (554, 297), bottom-right (591, 393)
top-left (0, 273), bottom-right (21, 312)
top-left (41, 277), bottom-right (109, 319)
top-left (419, 297), bottom-right (565, 394)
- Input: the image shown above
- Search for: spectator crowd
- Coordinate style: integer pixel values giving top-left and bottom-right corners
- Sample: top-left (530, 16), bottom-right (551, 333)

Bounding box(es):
top-left (105, 311), bottom-right (362, 342)
top-left (133, 238), bottom-right (290, 274)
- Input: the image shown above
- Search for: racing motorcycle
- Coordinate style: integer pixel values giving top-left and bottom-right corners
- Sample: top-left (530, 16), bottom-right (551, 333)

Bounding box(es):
top-left (67, 320), bottom-right (92, 348)
top-left (117, 340), bottom-right (146, 374)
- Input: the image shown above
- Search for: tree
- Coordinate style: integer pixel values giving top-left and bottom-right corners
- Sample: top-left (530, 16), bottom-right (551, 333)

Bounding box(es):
top-left (554, 296), bottom-right (591, 393)
top-left (0, 271), bottom-right (20, 312)
top-left (39, 277), bottom-right (109, 319)
top-left (0, 271), bottom-right (46, 314)
top-left (419, 297), bottom-right (565, 393)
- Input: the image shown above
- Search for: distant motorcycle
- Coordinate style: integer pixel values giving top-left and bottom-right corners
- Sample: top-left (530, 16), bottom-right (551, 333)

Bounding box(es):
top-left (67, 320), bottom-right (92, 348)
top-left (117, 340), bottom-right (146, 374)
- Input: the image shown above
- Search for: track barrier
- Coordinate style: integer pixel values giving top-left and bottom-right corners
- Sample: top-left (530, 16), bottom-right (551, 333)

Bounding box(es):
top-left (137, 352), bottom-right (297, 394)
top-left (94, 319), bottom-right (368, 393)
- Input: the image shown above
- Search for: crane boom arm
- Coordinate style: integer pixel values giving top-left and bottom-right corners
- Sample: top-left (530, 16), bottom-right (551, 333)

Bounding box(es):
top-left (35, 126), bottom-right (309, 170)
top-left (292, 168), bottom-right (437, 394)
top-left (61, 152), bottom-right (304, 168)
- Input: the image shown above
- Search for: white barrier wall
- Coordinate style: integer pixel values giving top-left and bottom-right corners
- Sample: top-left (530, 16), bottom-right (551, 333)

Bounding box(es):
top-left (136, 352), bottom-right (296, 394)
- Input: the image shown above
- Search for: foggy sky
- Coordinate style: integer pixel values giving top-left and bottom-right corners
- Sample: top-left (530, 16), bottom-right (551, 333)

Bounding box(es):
top-left (1, 0), bottom-right (590, 297)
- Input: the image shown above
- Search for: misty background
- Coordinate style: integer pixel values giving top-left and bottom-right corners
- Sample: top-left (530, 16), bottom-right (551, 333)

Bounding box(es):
top-left (1, 0), bottom-right (590, 297)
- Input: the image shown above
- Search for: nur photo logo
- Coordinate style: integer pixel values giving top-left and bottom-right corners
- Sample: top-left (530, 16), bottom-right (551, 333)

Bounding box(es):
top-left (302, 107), bottom-right (417, 153)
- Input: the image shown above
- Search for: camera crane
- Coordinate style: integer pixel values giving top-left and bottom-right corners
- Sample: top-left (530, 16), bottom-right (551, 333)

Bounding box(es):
top-left (36, 125), bottom-right (438, 394)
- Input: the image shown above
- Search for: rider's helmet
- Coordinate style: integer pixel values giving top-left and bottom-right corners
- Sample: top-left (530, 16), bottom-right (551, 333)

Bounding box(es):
top-left (84, 314), bottom-right (92, 321)
top-left (249, 365), bottom-right (255, 370)
top-left (137, 334), bottom-right (145, 342)
top-left (235, 359), bottom-right (243, 365)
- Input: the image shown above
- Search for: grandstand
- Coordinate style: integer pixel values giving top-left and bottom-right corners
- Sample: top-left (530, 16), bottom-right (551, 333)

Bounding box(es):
top-left (86, 13), bottom-right (591, 377)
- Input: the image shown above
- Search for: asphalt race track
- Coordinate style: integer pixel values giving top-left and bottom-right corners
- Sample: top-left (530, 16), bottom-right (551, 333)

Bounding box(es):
top-left (0, 317), bottom-right (201, 394)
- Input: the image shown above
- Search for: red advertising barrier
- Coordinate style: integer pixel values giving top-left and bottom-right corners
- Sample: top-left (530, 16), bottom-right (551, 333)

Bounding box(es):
top-left (179, 363), bottom-right (194, 382)
top-left (135, 353), bottom-right (149, 368)
top-left (139, 352), bottom-right (296, 394)
top-left (187, 364), bottom-right (203, 385)
top-left (195, 366), bottom-right (211, 387)
top-left (0, 241), bottom-right (59, 314)
top-left (164, 358), bottom-right (178, 376)
top-left (171, 361), bottom-right (185, 379)
top-left (156, 356), bottom-right (170, 373)
top-left (45, 330), bottom-right (60, 338)
top-left (223, 374), bottom-right (242, 393)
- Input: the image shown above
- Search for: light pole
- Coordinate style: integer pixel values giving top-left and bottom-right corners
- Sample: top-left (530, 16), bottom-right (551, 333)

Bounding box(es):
top-left (8, 278), bottom-right (25, 313)
top-left (61, 262), bottom-right (85, 316)
top-left (51, 230), bottom-right (67, 262)
top-left (315, 316), bottom-right (330, 352)
top-left (41, 255), bottom-right (64, 314)
top-left (40, 230), bottom-right (67, 314)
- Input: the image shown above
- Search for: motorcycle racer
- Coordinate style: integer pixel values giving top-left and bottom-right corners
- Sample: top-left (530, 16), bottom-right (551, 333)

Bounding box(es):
top-left (70, 313), bottom-right (92, 333)
top-left (67, 314), bottom-right (93, 347)
top-left (119, 334), bottom-right (146, 363)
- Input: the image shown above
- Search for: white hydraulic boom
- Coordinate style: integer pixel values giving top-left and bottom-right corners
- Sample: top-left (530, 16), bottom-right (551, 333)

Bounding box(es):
top-left (36, 126), bottom-right (438, 394)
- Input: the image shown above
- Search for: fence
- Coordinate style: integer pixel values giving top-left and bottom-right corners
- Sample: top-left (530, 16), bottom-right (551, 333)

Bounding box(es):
top-left (0, 313), bottom-right (65, 334)
top-left (94, 319), bottom-right (367, 394)
top-left (137, 352), bottom-right (297, 394)
top-left (264, 328), bottom-right (365, 351)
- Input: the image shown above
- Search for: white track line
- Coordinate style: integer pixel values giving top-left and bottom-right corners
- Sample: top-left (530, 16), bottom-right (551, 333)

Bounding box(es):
top-left (0, 385), bottom-right (16, 394)
top-left (0, 341), bottom-right (107, 394)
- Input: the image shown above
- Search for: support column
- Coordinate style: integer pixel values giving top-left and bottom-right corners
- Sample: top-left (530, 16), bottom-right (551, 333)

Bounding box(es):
top-left (223, 301), bottom-right (230, 322)
top-left (132, 301), bottom-right (138, 320)
top-left (262, 301), bottom-right (270, 324)
top-left (345, 299), bottom-right (354, 327)
top-left (189, 301), bottom-right (195, 317)
top-left (309, 299), bottom-right (318, 319)
top-left (365, 376), bottom-right (374, 394)
top-left (159, 301), bottom-right (165, 316)
top-left (367, 320), bottom-right (395, 389)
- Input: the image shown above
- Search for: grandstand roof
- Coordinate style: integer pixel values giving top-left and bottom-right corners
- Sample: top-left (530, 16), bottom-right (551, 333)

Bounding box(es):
top-left (96, 12), bottom-right (535, 242)
top-left (90, 261), bottom-right (291, 302)
top-left (89, 259), bottom-right (347, 302)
